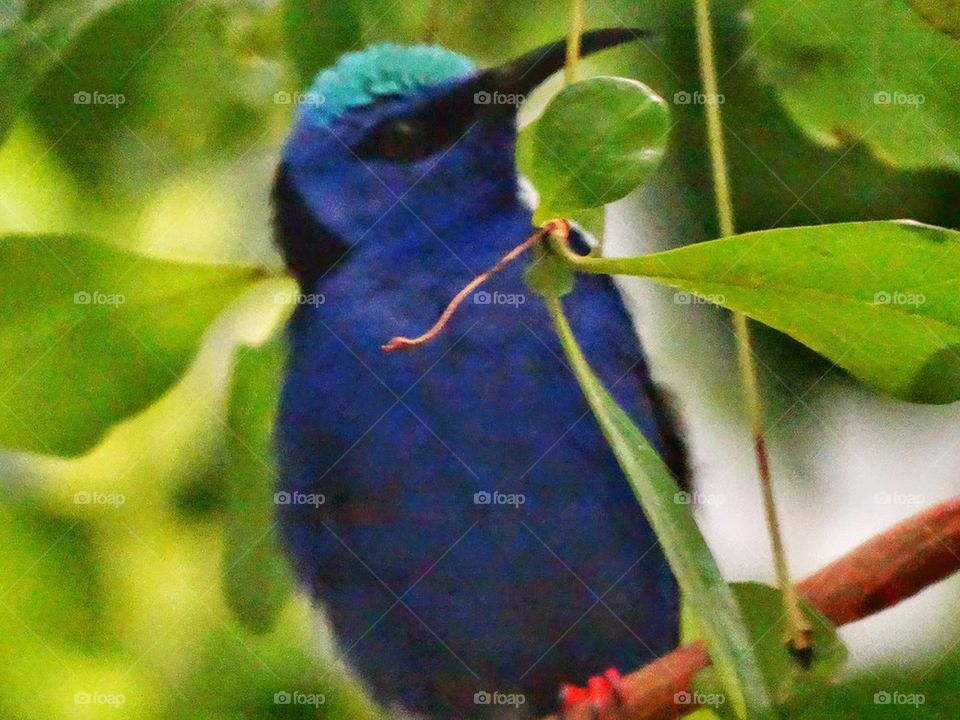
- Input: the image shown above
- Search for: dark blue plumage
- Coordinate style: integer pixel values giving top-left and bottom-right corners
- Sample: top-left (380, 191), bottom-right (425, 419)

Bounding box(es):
top-left (273, 34), bottom-right (685, 718)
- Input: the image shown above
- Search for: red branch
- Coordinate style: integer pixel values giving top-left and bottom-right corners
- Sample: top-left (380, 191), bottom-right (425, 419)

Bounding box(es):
top-left (548, 496), bottom-right (960, 720)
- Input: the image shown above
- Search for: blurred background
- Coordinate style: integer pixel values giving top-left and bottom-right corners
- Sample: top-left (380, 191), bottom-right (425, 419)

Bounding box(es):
top-left (0, 0), bottom-right (958, 718)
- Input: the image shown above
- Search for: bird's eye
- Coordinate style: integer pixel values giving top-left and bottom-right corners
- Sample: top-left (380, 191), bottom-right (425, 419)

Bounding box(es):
top-left (355, 117), bottom-right (430, 162)
top-left (381, 120), bottom-right (419, 152)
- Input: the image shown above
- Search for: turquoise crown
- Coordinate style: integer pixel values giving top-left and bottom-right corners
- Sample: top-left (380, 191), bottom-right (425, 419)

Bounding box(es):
top-left (297, 43), bottom-right (476, 127)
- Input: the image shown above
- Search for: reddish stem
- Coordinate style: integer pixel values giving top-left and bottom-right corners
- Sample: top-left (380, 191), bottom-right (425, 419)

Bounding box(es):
top-left (382, 225), bottom-right (556, 352)
top-left (548, 496), bottom-right (960, 720)
top-left (380, 219), bottom-right (570, 352)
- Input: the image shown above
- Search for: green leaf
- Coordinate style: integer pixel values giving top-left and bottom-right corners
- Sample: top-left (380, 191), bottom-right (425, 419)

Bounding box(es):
top-left (690, 583), bottom-right (847, 717)
top-left (909, 0), bottom-right (960, 39)
top-left (521, 76), bottom-right (669, 223)
top-left (0, 0), bottom-right (134, 144)
top-left (561, 221), bottom-right (960, 404)
top-left (749, 0), bottom-right (960, 171)
top-left (0, 234), bottom-right (263, 456)
top-left (524, 245), bottom-right (576, 299)
top-left (787, 650), bottom-right (960, 719)
top-left (222, 325), bottom-right (295, 634)
top-left (542, 294), bottom-right (776, 720)
top-left (283, 0), bottom-right (363, 83)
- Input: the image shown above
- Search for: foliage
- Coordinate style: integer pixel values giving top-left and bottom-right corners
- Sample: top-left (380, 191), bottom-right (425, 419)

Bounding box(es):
top-left (0, 1), bottom-right (958, 719)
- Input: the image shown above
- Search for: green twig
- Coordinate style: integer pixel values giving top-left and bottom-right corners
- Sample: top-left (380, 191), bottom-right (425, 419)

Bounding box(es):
top-left (564, 0), bottom-right (584, 86)
top-left (693, 0), bottom-right (812, 655)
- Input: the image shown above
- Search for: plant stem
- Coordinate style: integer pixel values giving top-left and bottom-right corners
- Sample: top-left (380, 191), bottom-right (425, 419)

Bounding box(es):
top-left (545, 495), bottom-right (960, 719)
top-left (565, 0), bottom-right (584, 86)
top-left (692, 0), bottom-right (812, 654)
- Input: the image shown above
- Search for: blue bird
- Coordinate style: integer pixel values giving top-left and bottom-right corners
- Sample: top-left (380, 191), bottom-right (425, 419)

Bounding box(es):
top-left (272, 30), bottom-right (687, 719)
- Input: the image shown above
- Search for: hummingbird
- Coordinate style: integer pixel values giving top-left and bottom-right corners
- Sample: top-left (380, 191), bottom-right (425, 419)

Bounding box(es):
top-left (271, 29), bottom-right (687, 718)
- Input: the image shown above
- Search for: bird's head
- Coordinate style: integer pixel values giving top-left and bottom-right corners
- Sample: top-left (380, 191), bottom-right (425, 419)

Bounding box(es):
top-left (274, 29), bottom-right (645, 284)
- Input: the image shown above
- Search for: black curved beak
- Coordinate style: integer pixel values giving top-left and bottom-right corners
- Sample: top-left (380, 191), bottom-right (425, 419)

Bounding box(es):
top-left (477, 28), bottom-right (652, 97)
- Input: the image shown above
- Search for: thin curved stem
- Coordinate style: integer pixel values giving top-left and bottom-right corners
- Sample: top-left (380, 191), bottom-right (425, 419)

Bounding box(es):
top-left (693, 0), bottom-right (811, 653)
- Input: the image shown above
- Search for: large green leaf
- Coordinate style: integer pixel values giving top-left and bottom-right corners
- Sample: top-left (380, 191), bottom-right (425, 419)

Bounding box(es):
top-left (0, 234), bottom-right (263, 456)
top-left (521, 76), bottom-right (669, 223)
top-left (540, 291), bottom-right (775, 720)
top-left (222, 327), bottom-right (295, 635)
top-left (749, 0), bottom-right (960, 171)
top-left (556, 221), bottom-right (960, 404)
top-left (0, 0), bottom-right (134, 144)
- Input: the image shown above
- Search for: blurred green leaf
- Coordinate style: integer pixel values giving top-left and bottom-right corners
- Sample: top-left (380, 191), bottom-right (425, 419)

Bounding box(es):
top-left (0, 502), bottom-right (106, 652)
top-left (283, 0), bottom-right (363, 83)
top-left (0, 234), bottom-right (264, 456)
top-left (541, 290), bottom-right (775, 720)
top-left (691, 583), bottom-right (847, 717)
top-left (750, 0), bottom-right (960, 171)
top-left (787, 651), bottom-right (960, 719)
top-left (0, 0), bottom-right (135, 144)
top-left (524, 246), bottom-right (575, 299)
top-left (222, 328), bottom-right (295, 634)
top-left (26, 0), bottom-right (274, 191)
top-left (909, 0), bottom-right (960, 39)
top-left (521, 76), bottom-right (669, 223)
top-left (565, 221), bottom-right (960, 404)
